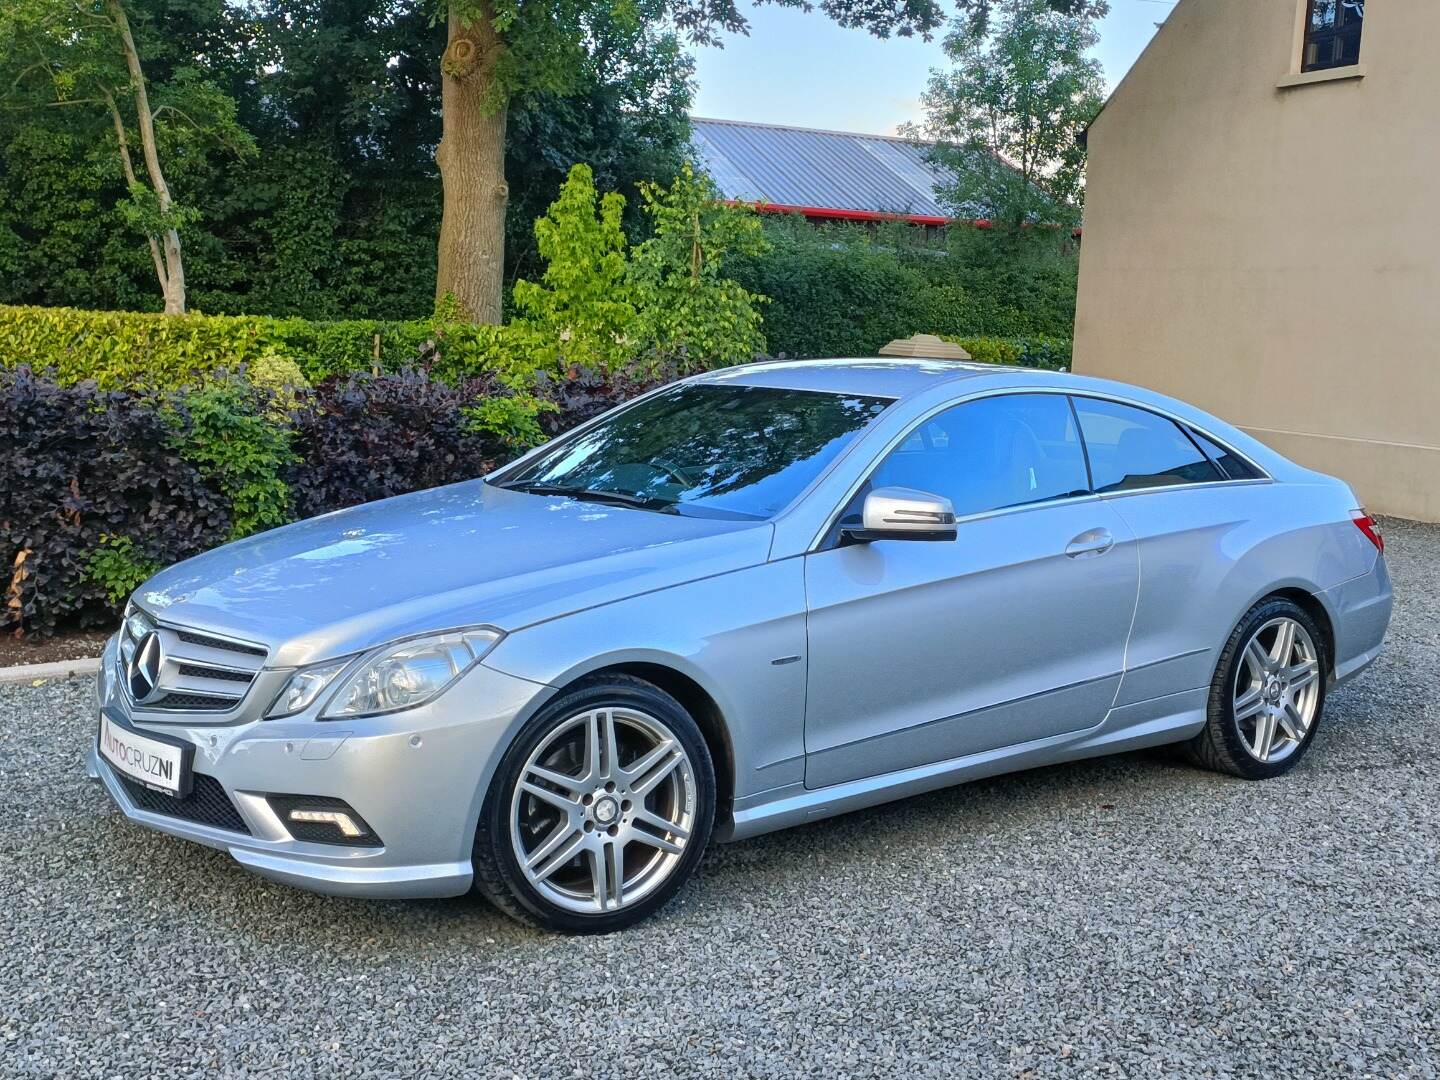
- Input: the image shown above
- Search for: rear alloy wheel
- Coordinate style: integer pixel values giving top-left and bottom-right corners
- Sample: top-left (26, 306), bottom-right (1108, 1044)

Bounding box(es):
top-left (473, 676), bottom-right (714, 932)
top-left (1185, 598), bottom-right (1328, 779)
top-left (1231, 617), bottom-right (1323, 764)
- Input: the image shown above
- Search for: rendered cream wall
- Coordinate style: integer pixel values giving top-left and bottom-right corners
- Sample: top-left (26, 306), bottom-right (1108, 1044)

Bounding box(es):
top-left (1073, 0), bottom-right (1440, 521)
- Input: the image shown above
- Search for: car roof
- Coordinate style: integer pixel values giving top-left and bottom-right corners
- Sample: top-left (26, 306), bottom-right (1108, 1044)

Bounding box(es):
top-left (684, 356), bottom-right (1305, 491)
top-left (689, 357), bottom-right (1038, 399)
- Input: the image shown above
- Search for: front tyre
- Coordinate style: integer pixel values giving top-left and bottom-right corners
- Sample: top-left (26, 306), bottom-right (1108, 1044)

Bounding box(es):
top-left (472, 675), bottom-right (715, 933)
top-left (1185, 597), bottom-right (1328, 780)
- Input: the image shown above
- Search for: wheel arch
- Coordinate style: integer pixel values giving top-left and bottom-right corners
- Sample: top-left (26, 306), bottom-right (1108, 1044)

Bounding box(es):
top-left (554, 661), bottom-right (737, 826)
top-left (1260, 586), bottom-right (1337, 677)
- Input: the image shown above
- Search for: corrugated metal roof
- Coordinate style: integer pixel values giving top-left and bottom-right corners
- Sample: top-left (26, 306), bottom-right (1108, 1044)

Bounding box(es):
top-left (691, 117), bottom-right (959, 221)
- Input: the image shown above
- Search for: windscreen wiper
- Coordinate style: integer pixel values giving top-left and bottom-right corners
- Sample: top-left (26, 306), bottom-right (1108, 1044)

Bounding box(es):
top-left (499, 482), bottom-right (676, 513)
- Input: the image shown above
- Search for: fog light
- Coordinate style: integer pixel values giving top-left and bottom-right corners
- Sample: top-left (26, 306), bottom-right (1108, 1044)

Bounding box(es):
top-left (268, 794), bottom-right (380, 846)
top-left (287, 808), bottom-right (364, 837)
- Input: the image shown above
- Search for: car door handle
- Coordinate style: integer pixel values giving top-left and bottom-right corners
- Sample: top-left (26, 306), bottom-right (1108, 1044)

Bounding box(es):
top-left (1065, 528), bottom-right (1114, 559)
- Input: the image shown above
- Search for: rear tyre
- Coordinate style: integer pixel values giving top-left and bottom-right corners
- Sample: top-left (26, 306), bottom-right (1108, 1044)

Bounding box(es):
top-left (472, 675), bottom-right (714, 933)
top-left (1185, 597), bottom-right (1328, 780)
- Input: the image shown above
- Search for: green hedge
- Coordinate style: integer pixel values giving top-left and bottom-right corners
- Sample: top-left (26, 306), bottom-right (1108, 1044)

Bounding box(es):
top-left (2, 236), bottom-right (1075, 392)
top-left (949, 334), bottom-right (1072, 371)
top-left (728, 218), bottom-right (1078, 359)
top-left (0, 304), bottom-right (439, 389)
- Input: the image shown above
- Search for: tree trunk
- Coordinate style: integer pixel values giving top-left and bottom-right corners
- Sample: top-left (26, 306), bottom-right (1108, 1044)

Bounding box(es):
top-left (435, 7), bottom-right (509, 325)
top-left (106, 0), bottom-right (186, 314)
top-left (106, 93), bottom-right (169, 298)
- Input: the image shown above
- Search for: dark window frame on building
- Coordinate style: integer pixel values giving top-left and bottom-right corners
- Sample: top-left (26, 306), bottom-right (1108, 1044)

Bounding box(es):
top-left (1302, 0), bottom-right (1365, 72)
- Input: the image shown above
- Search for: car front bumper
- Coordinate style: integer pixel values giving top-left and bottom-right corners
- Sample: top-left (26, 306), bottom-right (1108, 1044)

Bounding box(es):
top-left (88, 635), bottom-right (553, 899)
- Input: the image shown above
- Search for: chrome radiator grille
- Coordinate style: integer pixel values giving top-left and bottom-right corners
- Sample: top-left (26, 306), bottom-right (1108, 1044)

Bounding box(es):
top-left (119, 608), bottom-right (268, 713)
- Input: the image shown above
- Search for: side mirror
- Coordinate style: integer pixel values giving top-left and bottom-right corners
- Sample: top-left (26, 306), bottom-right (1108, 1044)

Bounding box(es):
top-left (842, 486), bottom-right (957, 543)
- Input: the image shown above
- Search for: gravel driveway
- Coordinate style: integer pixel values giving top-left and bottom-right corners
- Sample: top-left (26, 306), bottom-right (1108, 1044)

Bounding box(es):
top-left (3, 519), bottom-right (1437, 1079)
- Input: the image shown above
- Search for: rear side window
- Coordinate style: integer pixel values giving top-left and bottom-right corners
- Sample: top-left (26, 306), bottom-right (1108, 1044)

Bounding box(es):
top-left (1072, 398), bottom-right (1223, 493)
top-left (1188, 428), bottom-right (1263, 481)
top-left (866, 393), bottom-right (1090, 519)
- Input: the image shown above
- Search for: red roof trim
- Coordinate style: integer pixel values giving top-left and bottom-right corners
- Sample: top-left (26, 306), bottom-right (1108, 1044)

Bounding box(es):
top-left (728, 200), bottom-right (1080, 237)
top-left (735, 201), bottom-right (955, 228)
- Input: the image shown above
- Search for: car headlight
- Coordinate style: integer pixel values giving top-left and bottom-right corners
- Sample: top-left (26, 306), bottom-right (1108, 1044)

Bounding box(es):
top-left (265, 659), bottom-right (351, 719)
top-left (122, 601), bottom-right (154, 640)
top-left (318, 627), bottom-right (503, 720)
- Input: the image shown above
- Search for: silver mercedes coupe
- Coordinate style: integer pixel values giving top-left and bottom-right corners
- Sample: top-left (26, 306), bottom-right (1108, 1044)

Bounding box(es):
top-left (90, 359), bottom-right (1392, 931)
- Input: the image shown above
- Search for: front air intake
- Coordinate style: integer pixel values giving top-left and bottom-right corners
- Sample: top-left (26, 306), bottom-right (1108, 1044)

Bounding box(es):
top-left (116, 772), bottom-right (250, 834)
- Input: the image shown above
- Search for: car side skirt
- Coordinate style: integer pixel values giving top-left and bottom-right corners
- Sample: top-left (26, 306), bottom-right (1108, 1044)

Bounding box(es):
top-left (717, 687), bottom-right (1207, 842)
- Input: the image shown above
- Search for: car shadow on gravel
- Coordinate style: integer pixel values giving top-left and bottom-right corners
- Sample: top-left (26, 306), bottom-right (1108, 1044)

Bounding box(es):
top-left (157, 752), bottom-right (1231, 942)
top-left (25, 648), bottom-right (1410, 952)
top-left (62, 737), bottom-right (1219, 946)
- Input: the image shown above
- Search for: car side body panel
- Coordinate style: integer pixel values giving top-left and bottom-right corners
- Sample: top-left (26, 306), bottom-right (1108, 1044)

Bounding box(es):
top-left (1104, 479), bottom-right (1385, 708)
top-left (480, 559), bottom-right (811, 800)
top-left (723, 685), bottom-right (1212, 842)
top-left (801, 498), bottom-right (1140, 789)
top-left (1323, 554), bottom-right (1392, 682)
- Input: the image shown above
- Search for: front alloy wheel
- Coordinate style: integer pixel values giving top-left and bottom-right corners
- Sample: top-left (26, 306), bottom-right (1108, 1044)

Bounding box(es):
top-left (511, 706), bottom-right (697, 913)
top-left (473, 676), bottom-right (714, 932)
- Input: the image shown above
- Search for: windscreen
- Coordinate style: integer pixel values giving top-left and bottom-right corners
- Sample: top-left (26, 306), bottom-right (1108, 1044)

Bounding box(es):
top-left (496, 382), bottom-right (893, 520)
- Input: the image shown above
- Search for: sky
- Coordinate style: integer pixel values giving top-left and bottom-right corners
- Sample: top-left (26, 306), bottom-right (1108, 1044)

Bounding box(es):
top-left (691, 0), bottom-right (1178, 136)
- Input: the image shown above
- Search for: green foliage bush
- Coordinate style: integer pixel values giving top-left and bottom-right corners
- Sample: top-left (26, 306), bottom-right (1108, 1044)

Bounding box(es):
top-left (507, 163), bottom-right (769, 376)
top-left (954, 335), bottom-right (1024, 366)
top-left (511, 164), bottom-right (640, 372)
top-left (82, 536), bottom-right (162, 608)
top-left (628, 164), bottom-right (768, 371)
top-left (463, 394), bottom-right (557, 452)
top-left (170, 379), bottom-right (298, 540)
top-left (1011, 335), bottom-right (1072, 371)
top-left (415, 315), bottom-right (517, 383)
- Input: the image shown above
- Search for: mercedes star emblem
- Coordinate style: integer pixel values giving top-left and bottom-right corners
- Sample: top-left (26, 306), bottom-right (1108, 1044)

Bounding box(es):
top-left (128, 631), bottom-right (164, 703)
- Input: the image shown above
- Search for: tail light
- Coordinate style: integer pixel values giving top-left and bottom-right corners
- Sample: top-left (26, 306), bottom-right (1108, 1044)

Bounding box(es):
top-left (1351, 510), bottom-right (1384, 553)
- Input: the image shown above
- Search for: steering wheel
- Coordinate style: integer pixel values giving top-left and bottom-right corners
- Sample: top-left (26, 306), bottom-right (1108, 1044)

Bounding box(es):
top-left (648, 457), bottom-right (695, 486)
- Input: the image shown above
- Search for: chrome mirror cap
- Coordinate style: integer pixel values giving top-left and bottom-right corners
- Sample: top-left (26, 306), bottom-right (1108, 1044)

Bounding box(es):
top-left (846, 486), bottom-right (958, 543)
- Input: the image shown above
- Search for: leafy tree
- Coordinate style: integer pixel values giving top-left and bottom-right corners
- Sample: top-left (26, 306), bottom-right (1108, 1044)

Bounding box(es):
top-left (503, 0), bottom-right (695, 286)
top-left (628, 164), bottom-right (768, 371)
top-left (239, 0), bottom-right (439, 169)
top-left (0, 0), bottom-right (253, 312)
top-left (508, 162), bottom-right (767, 374)
top-left (919, 0), bottom-right (1105, 230)
top-left (433, 0), bottom-right (948, 325)
top-left (0, 0), bottom-right (695, 320)
top-left (950, 0), bottom-right (1107, 34)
